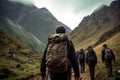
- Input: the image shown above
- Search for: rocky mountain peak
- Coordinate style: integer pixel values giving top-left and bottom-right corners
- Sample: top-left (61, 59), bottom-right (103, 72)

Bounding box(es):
top-left (71, 0), bottom-right (120, 50)
top-left (93, 4), bottom-right (109, 13)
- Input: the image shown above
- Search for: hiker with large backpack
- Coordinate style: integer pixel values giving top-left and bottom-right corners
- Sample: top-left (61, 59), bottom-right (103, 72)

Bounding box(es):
top-left (101, 44), bottom-right (115, 77)
top-left (40, 26), bottom-right (80, 80)
top-left (86, 46), bottom-right (97, 80)
top-left (78, 49), bottom-right (85, 73)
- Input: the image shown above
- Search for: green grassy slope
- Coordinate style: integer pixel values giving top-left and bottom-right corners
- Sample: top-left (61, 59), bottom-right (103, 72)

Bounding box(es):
top-left (0, 16), bottom-right (45, 52)
top-left (70, 1), bottom-right (120, 79)
top-left (71, 0), bottom-right (120, 51)
top-left (71, 21), bottom-right (119, 51)
top-left (0, 30), bottom-right (42, 80)
top-left (94, 32), bottom-right (120, 80)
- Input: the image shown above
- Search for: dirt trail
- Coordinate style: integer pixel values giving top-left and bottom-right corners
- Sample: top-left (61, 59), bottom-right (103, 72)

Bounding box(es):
top-left (80, 70), bottom-right (90, 80)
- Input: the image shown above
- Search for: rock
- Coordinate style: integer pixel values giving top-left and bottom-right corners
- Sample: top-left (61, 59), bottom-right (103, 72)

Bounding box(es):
top-left (28, 60), bottom-right (34, 64)
top-left (16, 63), bottom-right (21, 68)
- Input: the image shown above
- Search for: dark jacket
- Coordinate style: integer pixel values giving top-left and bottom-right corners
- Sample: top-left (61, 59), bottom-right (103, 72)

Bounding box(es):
top-left (78, 52), bottom-right (85, 63)
top-left (86, 50), bottom-right (97, 65)
top-left (101, 47), bottom-right (115, 62)
top-left (40, 40), bottom-right (80, 78)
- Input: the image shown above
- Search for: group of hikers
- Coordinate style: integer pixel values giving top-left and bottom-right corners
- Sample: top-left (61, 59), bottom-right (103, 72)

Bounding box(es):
top-left (76, 44), bottom-right (115, 80)
top-left (40, 26), bottom-right (115, 80)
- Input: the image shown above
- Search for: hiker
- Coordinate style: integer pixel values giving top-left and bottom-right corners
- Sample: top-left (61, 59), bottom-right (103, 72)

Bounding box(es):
top-left (40, 26), bottom-right (80, 80)
top-left (101, 44), bottom-right (115, 77)
top-left (78, 49), bottom-right (85, 73)
top-left (86, 46), bottom-right (97, 80)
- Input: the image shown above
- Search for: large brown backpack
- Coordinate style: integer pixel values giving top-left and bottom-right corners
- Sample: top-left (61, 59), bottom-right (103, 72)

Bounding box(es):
top-left (46, 33), bottom-right (69, 73)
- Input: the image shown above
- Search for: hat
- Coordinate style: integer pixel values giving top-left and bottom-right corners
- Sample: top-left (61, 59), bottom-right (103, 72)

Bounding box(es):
top-left (87, 46), bottom-right (92, 49)
top-left (80, 48), bottom-right (83, 51)
top-left (103, 44), bottom-right (107, 47)
top-left (56, 26), bottom-right (66, 33)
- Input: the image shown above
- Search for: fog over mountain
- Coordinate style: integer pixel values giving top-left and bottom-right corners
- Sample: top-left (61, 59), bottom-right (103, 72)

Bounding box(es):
top-left (0, 0), bottom-right (71, 52)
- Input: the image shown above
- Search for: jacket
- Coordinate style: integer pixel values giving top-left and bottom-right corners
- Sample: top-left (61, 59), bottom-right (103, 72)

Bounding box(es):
top-left (101, 47), bottom-right (115, 62)
top-left (40, 40), bottom-right (80, 78)
top-left (86, 50), bottom-right (97, 65)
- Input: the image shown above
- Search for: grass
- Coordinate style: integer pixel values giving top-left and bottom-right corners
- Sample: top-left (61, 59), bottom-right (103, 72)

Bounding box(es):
top-left (94, 33), bottom-right (120, 80)
top-left (71, 15), bottom-right (119, 51)
top-left (71, 22), bottom-right (120, 80)
top-left (0, 30), bottom-right (42, 80)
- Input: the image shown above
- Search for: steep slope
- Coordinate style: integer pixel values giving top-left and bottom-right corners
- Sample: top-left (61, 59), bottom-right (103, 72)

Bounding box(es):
top-left (0, 16), bottom-right (45, 52)
top-left (18, 7), bottom-right (71, 43)
top-left (0, 30), bottom-right (42, 80)
top-left (94, 25), bottom-right (120, 46)
top-left (0, 0), bottom-right (71, 45)
top-left (94, 32), bottom-right (120, 80)
top-left (71, 0), bottom-right (120, 50)
top-left (70, 0), bottom-right (120, 79)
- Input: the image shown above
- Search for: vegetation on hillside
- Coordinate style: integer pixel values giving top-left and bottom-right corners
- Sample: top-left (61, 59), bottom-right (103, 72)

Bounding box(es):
top-left (94, 32), bottom-right (120, 80)
top-left (71, 0), bottom-right (120, 51)
top-left (0, 30), bottom-right (42, 80)
top-left (0, 16), bottom-right (45, 52)
top-left (70, 1), bottom-right (120, 80)
top-left (0, 0), bottom-right (71, 46)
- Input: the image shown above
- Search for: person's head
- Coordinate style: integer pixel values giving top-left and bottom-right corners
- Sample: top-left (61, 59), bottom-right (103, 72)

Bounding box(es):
top-left (87, 46), bottom-right (93, 51)
top-left (80, 48), bottom-right (83, 52)
top-left (56, 26), bottom-right (66, 33)
top-left (103, 44), bottom-right (107, 48)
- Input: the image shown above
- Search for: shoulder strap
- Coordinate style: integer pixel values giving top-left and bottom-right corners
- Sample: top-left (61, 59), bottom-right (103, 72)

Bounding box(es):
top-left (66, 40), bottom-right (71, 58)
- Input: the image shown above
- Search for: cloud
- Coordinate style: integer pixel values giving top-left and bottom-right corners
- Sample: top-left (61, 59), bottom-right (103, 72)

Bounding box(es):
top-left (9, 0), bottom-right (113, 14)
top-left (9, 0), bottom-right (113, 29)
top-left (50, 0), bottom-right (113, 13)
top-left (9, 0), bottom-right (34, 4)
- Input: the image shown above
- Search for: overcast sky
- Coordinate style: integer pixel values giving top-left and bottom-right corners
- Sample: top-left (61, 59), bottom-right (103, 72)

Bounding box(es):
top-left (10, 0), bottom-right (113, 29)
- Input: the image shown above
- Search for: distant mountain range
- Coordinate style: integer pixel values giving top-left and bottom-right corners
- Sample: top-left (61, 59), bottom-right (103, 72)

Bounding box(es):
top-left (0, 0), bottom-right (71, 52)
top-left (71, 0), bottom-right (120, 50)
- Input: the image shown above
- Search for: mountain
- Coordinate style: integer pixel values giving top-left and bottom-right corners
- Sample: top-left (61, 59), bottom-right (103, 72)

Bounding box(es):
top-left (0, 30), bottom-right (42, 80)
top-left (0, 0), bottom-right (71, 45)
top-left (0, 16), bottom-right (45, 52)
top-left (71, 0), bottom-right (120, 79)
top-left (71, 0), bottom-right (120, 50)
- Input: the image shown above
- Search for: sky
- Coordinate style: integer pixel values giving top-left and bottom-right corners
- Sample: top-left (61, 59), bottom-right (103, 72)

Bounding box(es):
top-left (10, 0), bottom-right (113, 29)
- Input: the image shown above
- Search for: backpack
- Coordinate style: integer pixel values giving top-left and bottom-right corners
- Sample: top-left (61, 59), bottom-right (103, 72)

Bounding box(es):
top-left (79, 53), bottom-right (85, 60)
top-left (46, 33), bottom-right (69, 73)
top-left (87, 51), bottom-right (96, 61)
top-left (104, 48), bottom-right (112, 60)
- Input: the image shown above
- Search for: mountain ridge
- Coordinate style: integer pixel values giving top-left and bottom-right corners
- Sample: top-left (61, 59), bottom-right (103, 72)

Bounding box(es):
top-left (71, 0), bottom-right (120, 50)
top-left (0, 0), bottom-right (71, 52)
top-left (0, 16), bottom-right (45, 52)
